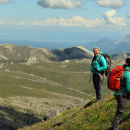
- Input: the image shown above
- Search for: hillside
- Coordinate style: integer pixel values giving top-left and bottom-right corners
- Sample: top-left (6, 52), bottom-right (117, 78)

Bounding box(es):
top-left (18, 93), bottom-right (130, 130)
top-left (0, 43), bottom-right (93, 65)
top-left (0, 57), bottom-right (116, 130)
top-left (0, 60), bottom-right (93, 129)
top-left (0, 43), bottom-right (128, 129)
top-left (51, 46), bottom-right (93, 61)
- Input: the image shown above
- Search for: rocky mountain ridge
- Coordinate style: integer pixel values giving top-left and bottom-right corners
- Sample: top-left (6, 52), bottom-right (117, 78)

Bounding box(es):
top-left (110, 51), bottom-right (128, 60)
top-left (0, 43), bottom-right (94, 65)
top-left (0, 43), bottom-right (129, 67)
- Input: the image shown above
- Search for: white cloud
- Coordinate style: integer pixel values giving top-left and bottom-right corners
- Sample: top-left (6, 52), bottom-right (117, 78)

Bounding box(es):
top-left (58, 16), bottom-right (105, 27)
top-left (0, 0), bottom-right (12, 4)
top-left (97, 0), bottom-right (126, 8)
top-left (1, 14), bottom-right (129, 28)
top-left (0, 19), bottom-right (17, 25)
top-left (37, 0), bottom-right (83, 9)
top-left (0, 19), bottom-right (6, 24)
top-left (127, 13), bottom-right (130, 19)
top-left (103, 9), bottom-right (126, 26)
top-left (19, 18), bottom-right (59, 26)
top-left (19, 16), bottom-right (105, 27)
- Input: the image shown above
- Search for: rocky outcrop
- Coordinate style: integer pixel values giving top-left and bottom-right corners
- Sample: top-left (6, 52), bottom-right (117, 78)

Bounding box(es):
top-left (43, 110), bottom-right (58, 121)
top-left (26, 57), bottom-right (38, 65)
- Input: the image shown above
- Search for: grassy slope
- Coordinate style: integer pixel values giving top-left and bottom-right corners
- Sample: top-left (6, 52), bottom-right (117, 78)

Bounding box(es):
top-left (19, 93), bottom-right (130, 130)
top-left (2, 60), bottom-right (111, 97)
top-left (0, 61), bottom-right (94, 130)
top-left (0, 60), bottom-right (114, 129)
top-left (0, 70), bottom-right (90, 99)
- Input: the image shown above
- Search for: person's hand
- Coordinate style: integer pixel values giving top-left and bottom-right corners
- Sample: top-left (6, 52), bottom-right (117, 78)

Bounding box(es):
top-left (93, 67), bottom-right (97, 71)
top-left (129, 97), bottom-right (130, 100)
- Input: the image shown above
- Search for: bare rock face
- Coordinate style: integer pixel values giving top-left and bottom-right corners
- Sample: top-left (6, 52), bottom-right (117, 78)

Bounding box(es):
top-left (43, 110), bottom-right (58, 121)
top-left (26, 57), bottom-right (38, 65)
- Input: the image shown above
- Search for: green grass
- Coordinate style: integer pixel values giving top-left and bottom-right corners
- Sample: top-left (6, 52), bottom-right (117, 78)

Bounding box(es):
top-left (0, 75), bottom-right (58, 98)
top-left (1, 61), bottom-right (111, 98)
top-left (0, 74), bottom-right (91, 99)
top-left (18, 93), bottom-right (130, 130)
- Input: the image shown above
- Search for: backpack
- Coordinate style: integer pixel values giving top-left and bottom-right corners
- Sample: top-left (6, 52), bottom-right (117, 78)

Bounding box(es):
top-left (107, 66), bottom-right (130, 91)
top-left (91, 52), bottom-right (111, 76)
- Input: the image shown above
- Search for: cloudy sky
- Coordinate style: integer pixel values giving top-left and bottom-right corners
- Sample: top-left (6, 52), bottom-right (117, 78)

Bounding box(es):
top-left (0, 0), bottom-right (130, 48)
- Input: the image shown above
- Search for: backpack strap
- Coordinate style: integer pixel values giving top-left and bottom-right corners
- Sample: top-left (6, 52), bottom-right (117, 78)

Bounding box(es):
top-left (91, 55), bottom-right (102, 66)
top-left (119, 69), bottom-right (130, 101)
top-left (91, 56), bottom-right (96, 66)
top-left (120, 69), bottom-right (130, 86)
top-left (97, 55), bottom-right (102, 66)
top-left (123, 69), bottom-right (130, 72)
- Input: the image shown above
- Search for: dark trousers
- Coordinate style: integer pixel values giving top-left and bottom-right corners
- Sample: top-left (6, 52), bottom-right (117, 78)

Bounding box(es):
top-left (112, 96), bottom-right (128, 130)
top-left (92, 73), bottom-right (104, 101)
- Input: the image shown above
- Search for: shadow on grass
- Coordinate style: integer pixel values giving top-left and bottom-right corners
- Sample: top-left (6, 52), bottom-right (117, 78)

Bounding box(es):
top-left (83, 99), bottom-right (97, 109)
top-left (0, 104), bottom-right (42, 130)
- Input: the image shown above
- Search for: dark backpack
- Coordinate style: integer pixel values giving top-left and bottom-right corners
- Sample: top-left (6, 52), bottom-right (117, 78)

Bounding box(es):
top-left (91, 52), bottom-right (111, 76)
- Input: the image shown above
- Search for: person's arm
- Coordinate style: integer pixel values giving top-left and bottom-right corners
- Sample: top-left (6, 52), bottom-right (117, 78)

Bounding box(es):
top-left (125, 72), bottom-right (130, 97)
top-left (90, 66), bottom-right (96, 72)
top-left (97, 56), bottom-right (107, 72)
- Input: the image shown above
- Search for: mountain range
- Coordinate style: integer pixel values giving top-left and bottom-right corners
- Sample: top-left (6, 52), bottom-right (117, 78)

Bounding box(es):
top-left (83, 35), bottom-right (130, 54)
top-left (0, 43), bottom-right (129, 66)
top-left (0, 43), bottom-right (93, 65)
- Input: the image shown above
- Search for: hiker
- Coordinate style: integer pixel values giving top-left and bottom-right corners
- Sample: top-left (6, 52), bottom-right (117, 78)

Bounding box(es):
top-left (112, 58), bottom-right (130, 130)
top-left (90, 47), bottom-right (107, 101)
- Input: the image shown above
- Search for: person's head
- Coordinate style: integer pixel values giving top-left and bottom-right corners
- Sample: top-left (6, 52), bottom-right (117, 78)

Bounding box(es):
top-left (93, 47), bottom-right (100, 56)
top-left (126, 57), bottom-right (130, 66)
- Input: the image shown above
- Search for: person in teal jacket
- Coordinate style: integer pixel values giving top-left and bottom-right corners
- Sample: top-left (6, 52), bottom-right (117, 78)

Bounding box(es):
top-left (90, 47), bottom-right (107, 101)
top-left (112, 58), bottom-right (130, 130)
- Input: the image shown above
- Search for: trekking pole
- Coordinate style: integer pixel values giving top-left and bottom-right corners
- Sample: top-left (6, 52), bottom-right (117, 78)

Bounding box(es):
top-left (98, 73), bottom-right (103, 80)
top-left (98, 73), bottom-right (108, 87)
top-left (89, 72), bottom-right (92, 84)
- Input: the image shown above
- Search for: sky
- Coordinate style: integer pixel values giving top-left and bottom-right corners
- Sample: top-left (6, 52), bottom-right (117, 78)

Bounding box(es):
top-left (0, 0), bottom-right (130, 49)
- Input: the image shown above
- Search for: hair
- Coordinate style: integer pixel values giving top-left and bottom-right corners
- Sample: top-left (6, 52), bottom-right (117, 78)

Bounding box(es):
top-left (126, 57), bottom-right (130, 66)
top-left (93, 47), bottom-right (100, 51)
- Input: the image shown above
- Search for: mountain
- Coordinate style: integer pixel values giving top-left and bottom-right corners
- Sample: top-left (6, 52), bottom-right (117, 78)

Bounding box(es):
top-left (110, 54), bottom-right (118, 59)
top-left (110, 52), bottom-right (128, 60)
top-left (114, 35), bottom-right (130, 45)
top-left (83, 37), bottom-right (115, 53)
top-left (83, 35), bottom-right (130, 54)
top-left (51, 46), bottom-right (93, 61)
top-left (0, 43), bottom-right (94, 64)
top-left (0, 43), bottom-right (51, 61)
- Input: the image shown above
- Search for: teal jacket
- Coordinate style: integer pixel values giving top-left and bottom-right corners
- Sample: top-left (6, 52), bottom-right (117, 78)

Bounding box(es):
top-left (90, 51), bottom-right (107, 74)
top-left (114, 66), bottom-right (130, 97)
